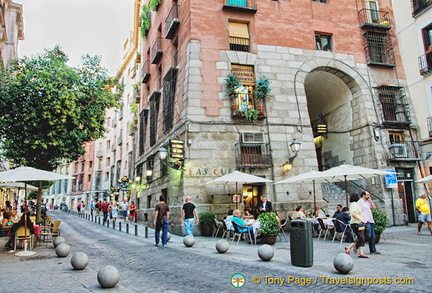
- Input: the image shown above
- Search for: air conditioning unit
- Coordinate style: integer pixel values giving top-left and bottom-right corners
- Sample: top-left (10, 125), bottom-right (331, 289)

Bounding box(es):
top-left (241, 132), bottom-right (265, 144)
top-left (389, 143), bottom-right (407, 158)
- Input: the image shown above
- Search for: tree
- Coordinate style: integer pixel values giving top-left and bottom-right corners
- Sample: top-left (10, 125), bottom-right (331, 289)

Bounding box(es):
top-left (0, 46), bottom-right (123, 219)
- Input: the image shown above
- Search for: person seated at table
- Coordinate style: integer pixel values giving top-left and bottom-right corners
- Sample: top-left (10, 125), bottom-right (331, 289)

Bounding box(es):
top-left (242, 209), bottom-right (255, 220)
top-left (292, 206), bottom-right (306, 219)
top-left (4, 212), bottom-right (35, 250)
top-left (1, 212), bottom-right (14, 237)
top-left (336, 207), bottom-right (353, 242)
top-left (231, 209), bottom-right (255, 242)
top-left (225, 210), bottom-right (234, 231)
top-left (314, 206), bottom-right (327, 218)
top-left (332, 204), bottom-right (343, 218)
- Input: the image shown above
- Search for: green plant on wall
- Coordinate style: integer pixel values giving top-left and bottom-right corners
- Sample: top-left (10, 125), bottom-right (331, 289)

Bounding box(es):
top-left (254, 75), bottom-right (271, 100)
top-left (149, 0), bottom-right (163, 11)
top-left (130, 102), bottom-right (138, 115)
top-left (240, 109), bottom-right (259, 122)
top-left (225, 74), bottom-right (240, 97)
top-left (140, 4), bottom-right (151, 40)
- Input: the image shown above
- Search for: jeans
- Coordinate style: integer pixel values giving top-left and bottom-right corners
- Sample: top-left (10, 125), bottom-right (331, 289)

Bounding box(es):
top-left (365, 222), bottom-right (377, 253)
top-left (184, 218), bottom-right (195, 236)
top-left (155, 219), bottom-right (169, 245)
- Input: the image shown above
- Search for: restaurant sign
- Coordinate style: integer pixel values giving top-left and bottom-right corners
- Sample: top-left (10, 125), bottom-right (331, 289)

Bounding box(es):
top-left (231, 65), bottom-right (255, 86)
top-left (186, 167), bottom-right (236, 177)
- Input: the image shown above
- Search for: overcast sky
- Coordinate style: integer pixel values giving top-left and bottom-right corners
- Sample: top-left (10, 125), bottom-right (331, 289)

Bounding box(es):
top-left (16, 0), bottom-right (135, 75)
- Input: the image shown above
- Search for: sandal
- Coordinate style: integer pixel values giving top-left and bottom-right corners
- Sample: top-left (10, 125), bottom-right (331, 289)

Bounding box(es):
top-left (358, 254), bottom-right (369, 258)
top-left (344, 247), bottom-right (350, 255)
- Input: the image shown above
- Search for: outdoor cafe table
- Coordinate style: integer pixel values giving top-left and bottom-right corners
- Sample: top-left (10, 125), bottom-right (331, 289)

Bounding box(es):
top-left (245, 219), bottom-right (260, 239)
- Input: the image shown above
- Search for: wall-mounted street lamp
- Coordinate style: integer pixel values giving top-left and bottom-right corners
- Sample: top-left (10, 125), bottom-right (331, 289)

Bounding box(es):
top-left (282, 139), bottom-right (302, 173)
top-left (158, 143), bottom-right (185, 170)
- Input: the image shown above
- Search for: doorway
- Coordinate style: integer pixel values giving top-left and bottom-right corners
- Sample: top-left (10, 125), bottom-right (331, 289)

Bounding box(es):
top-left (396, 168), bottom-right (416, 223)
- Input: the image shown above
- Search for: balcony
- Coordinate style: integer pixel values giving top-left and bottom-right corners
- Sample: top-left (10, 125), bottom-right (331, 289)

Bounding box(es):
top-left (223, 0), bottom-right (257, 14)
top-left (387, 141), bottom-right (421, 161)
top-left (151, 37), bottom-right (163, 64)
top-left (412, 0), bottom-right (432, 17)
top-left (165, 5), bottom-right (180, 39)
top-left (419, 51), bottom-right (432, 75)
top-left (358, 8), bottom-right (391, 30)
top-left (363, 32), bottom-right (395, 67)
top-left (141, 60), bottom-right (151, 83)
top-left (235, 142), bottom-right (271, 168)
top-left (375, 85), bottom-right (411, 128)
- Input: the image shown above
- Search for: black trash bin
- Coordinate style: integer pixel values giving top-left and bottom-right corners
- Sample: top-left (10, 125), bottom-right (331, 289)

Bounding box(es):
top-left (290, 219), bottom-right (313, 267)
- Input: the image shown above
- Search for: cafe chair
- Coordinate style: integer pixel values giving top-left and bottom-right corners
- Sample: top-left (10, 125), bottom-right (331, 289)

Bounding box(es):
top-left (278, 218), bottom-right (289, 242)
top-left (317, 218), bottom-right (333, 241)
top-left (221, 220), bottom-right (233, 240)
top-left (212, 219), bottom-right (223, 238)
top-left (332, 219), bottom-right (349, 244)
top-left (14, 226), bottom-right (34, 251)
top-left (40, 220), bottom-right (61, 247)
top-left (231, 221), bottom-right (255, 245)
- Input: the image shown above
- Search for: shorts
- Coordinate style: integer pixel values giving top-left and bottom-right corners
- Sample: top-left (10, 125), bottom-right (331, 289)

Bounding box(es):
top-left (122, 210), bottom-right (128, 217)
top-left (418, 212), bottom-right (432, 222)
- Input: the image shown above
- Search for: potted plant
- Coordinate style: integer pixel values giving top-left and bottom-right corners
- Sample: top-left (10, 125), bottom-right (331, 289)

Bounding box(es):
top-left (199, 212), bottom-right (215, 236)
top-left (140, 4), bottom-right (151, 40)
top-left (372, 209), bottom-right (388, 244)
top-left (258, 212), bottom-right (280, 245)
top-left (225, 74), bottom-right (240, 97)
top-left (239, 109), bottom-right (259, 122)
top-left (254, 75), bottom-right (271, 100)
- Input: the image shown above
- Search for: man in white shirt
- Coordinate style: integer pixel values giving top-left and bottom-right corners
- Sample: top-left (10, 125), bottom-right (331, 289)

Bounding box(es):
top-left (121, 200), bottom-right (129, 221)
top-left (358, 191), bottom-right (381, 255)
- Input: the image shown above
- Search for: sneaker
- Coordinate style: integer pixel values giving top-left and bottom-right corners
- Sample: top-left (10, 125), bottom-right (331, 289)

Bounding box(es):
top-left (162, 245), bottom-right (166, 247)
top-left (371, 251), bottom-right (381, 254)
top-left (418, 231), bottom-right (422, 235)
top-left (154, 243), bottom-right (159, 247)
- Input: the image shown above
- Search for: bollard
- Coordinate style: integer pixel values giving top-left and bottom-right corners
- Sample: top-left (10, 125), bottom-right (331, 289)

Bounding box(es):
top-left (135, 224), bottom-right (138, 236)
top-left (119, 222), bottom-right (122, 232)
top-left (126, 223), bottom-right (129, 234)
top-left (106, 219), bottom-right (110, 227)
top-left (113, 221), bottom-right (115, 229)
top-left (145, 225), bottom-right (148, 238)
top-left (98, 217), bottom-right (101, 224)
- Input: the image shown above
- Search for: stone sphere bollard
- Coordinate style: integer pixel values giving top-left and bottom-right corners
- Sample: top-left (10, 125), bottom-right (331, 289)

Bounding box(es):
top-left (71, 252), bottom-right (89, 270)
top-left (215, 239), bottom-right (229, 253)
top-left (55, 243), bottom-right (70, 258)
top-left (258, 244), bottom-right (274, 261)
top-left (183, 235), bottom-right (195, 247)
top-left (53, 236), bottom-right (66, 247)
top-left (97, 265), bottom-right (120, 288)
top-left (333, 253), bottom-right (354, 274)
top-left (167, 232), bottom-right (171, 242)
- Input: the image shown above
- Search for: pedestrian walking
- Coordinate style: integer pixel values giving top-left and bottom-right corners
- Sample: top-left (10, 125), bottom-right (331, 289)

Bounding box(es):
top-left (179, 196), bottom-right (199, 236)
top-left (129, 201), bottom-right (137, 224)
top-left (100, 200), bottom-right (109, 224)
top-left (358, 191), bottom-right (381, 254)
top-left (90, 201), bottom-right (94, 216)
top-left (110, 201), bottom-right (118, 223)
top-left (121, 200), bottom-right (129, 221)
top-left (345, 193), bottom-right (369, 258)
top-left (153, 195), bottom-right (170, 247)
top-left (416, 191), bottom-right (432, 235)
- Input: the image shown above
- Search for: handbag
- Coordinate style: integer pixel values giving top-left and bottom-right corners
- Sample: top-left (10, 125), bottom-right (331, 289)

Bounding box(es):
top-left (358, 223), bottom-right (365, 231)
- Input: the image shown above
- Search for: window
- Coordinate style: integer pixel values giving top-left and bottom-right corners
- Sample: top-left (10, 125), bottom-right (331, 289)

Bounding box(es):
top-left (149, 91), bottom-right (161, 146)
top-left (374, 85), bottom-right (411, 125)
top-left (163, 67), bottom-right (179, 132)
top-left (422, 24), bottom-right (432, 51)
top-left (228, 21), bottom-right (249, 52)
top-left (363, 32), bottom-right (395, 66)
top-left (315, 34), bottom-right (331, 51)
top-left (312, 0), bottom-right (327, 3)
top-left (368, 1), bottom-right (379, 23)
top-left (139, 108), bottom-right (148, 155)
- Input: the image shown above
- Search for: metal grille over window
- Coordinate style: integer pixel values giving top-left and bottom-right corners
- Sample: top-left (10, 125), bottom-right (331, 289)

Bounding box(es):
top-left (363, 32), bottom-right (395, 66)
top-left (149, 91), bottom-right (161, 146)
top-left (163, 68), bottom-right (179, 132)
top-left (228, 22), bottom-right (249, 52)
top-left (374, 85), bottom-right (411, 126)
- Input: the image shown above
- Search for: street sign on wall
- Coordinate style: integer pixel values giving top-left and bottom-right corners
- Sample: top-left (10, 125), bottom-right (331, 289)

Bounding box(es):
top-left (385, 170), bottom-right (397, 188)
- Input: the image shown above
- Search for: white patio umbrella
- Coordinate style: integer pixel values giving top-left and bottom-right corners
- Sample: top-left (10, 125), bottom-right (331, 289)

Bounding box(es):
top-left (206, 171), bottom-right (273, 209)
top-left (319, 164), bottom-right (393, 207)
top-left (0, 182), bottom-right (40, 191)
top-left (416, 174), bottom-right (432, 183)
top-left (275, 170), bottom-right (329, 211)
top-left (0, 167), bottom-right (74, 256)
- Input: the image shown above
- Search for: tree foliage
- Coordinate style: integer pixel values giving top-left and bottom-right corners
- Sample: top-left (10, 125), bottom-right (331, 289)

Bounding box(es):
top-left (0, 46), bottom-right (122, 170)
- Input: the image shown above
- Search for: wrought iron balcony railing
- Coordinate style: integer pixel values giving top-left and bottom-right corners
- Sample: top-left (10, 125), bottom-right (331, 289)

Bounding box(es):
top-left (165, 4), bottom-right (180, 39)
top-left (141, 60), bottom-right (151, 83)
top-left (387, 141), bottom-right (421, 161)
top-left (419, 51), bottom-right (432, 75)
top-left (223, 0), bottom-right (257, 14)
top-left (363, 32), bottom-right (395, 67)
top-left (151, 37), bottom-right (163, 64)
top-left (412, 0), bottom-right (432, 17)
top-left (358, 8), bottom-right (391, 30)
top-left (235, 142), bottom-right (271, 168)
